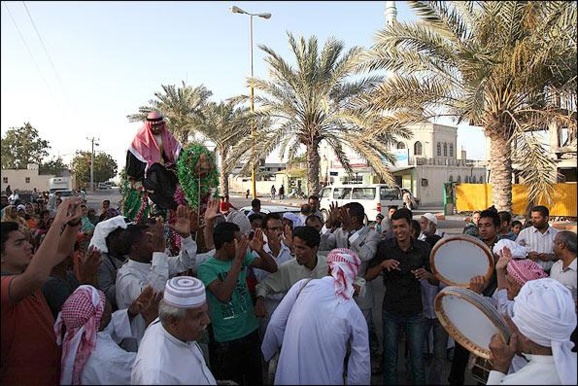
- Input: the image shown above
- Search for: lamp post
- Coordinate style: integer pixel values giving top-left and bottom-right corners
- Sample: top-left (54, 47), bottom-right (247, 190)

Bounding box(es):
top-left (87, 137), bottom-right (99, 191)
top-left (230, 5), bottom-right (271, 199)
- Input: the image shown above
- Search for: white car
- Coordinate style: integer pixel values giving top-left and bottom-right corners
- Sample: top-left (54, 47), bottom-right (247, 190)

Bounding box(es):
top-left (239, 205), bottom-right (300, 217)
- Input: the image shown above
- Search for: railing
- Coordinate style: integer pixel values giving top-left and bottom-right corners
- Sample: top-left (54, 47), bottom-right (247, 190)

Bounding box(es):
top-left (408, 157), bottom-right (487, 167)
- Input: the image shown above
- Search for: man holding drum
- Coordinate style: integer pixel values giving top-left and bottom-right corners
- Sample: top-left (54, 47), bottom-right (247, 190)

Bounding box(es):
top-left (487, 278), bottom-right (577, 385)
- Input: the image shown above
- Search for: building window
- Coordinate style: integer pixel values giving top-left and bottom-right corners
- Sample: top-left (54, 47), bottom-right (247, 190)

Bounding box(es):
top-left (465, 176), bottom-right (470, 183)
top-left (479, 176), bottom-right (484, 183)
top-left (449, 175), bottom-right (454, 182)
top-left (449, 143), bottom-right (454, 157)
top-left (25, 177), bottom-right (30, 183)
top-left (414, 141), bottom-right (423, 156)
top-left (457, 176), bottom-right (461, 183)
top-left (397, 142), bottom-right (406, 149)
top-left (437, 142), bottom-right (441, 156)
top-left (443, 142), bottom-right (448, 157)
top-left (2, 177), bottom-right (7, 183)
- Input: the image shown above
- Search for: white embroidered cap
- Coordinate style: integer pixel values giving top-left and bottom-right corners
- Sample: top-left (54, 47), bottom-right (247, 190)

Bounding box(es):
top-left (163, 276), bottom-right (206, 308)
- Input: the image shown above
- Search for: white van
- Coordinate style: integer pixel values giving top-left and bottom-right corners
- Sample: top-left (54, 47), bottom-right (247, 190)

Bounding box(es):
top-left (318, 184), bottom-right (404, 223)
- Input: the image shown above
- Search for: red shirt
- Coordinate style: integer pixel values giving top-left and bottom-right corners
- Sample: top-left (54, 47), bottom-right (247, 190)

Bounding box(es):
top-left (220, 201), bottom-right (232, 213)
top-left (1, 275), bottom-right (61, 385)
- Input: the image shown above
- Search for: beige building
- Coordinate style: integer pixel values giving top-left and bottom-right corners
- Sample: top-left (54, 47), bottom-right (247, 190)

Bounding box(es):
top-left (323, 122), bottom-right (487, 206)
top-left (1, 164), bottom-right (57, 193)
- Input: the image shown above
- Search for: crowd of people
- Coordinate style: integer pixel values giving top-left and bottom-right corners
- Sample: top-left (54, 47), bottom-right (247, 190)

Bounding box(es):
top-left (2, 181), bottom-right (577, 385)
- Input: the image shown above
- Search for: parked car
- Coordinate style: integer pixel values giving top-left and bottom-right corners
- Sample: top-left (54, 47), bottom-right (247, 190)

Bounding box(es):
top-left (238, 205), bottom-right (301, 217)
top-left (401, 188), bottom-right (420, 210)
top-left (318, 184), bottom-right (404, 224)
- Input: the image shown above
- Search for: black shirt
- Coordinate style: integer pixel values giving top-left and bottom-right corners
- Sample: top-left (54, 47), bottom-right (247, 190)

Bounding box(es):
top-left (369, 238), bottom-right (432, 316)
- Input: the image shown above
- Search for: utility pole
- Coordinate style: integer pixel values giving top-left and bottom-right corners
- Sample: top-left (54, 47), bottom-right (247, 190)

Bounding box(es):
top-left (87, 137), bottom-right (99, 192)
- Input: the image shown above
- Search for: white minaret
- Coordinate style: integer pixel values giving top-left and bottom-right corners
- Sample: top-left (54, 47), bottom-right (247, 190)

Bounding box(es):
top-left (385, 1), bottom-right (398, 26)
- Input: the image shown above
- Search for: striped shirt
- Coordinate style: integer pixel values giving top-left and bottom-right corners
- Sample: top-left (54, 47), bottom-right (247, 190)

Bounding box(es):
top-left (516, 226), bottom-right (559, 271)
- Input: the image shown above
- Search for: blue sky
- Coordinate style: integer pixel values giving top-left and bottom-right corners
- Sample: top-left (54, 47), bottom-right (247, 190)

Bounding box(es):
top-left (1, 1), bottom-right (486, 171)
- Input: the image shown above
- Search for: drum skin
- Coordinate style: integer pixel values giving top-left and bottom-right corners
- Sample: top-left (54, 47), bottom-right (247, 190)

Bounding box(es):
top-left (434, 286), bottom-right (510, 360)
top-left (430, 235), bottom-right (494, 287)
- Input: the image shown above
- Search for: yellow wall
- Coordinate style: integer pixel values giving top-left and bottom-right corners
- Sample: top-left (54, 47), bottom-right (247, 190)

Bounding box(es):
top-left (455, 183), bottom-right (577, 217)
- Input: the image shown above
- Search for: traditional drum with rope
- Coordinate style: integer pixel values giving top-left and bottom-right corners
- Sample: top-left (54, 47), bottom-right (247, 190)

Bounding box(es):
top-left (434, 286), bottom-right (510, 360)
top-left (430, 235), bottom-right (494, 287)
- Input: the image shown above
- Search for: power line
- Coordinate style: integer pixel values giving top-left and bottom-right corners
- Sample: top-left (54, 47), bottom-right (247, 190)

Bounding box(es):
top-left (2, 1), bottom-right (64, 114)
top-left (21, 1), bottom-right (69, 99)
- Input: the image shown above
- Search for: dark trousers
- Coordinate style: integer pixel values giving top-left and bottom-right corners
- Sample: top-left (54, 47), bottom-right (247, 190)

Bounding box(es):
top-left (448, 342), bottom-right (470, 385)
top-left (212, 329), bottom-right (263, 386)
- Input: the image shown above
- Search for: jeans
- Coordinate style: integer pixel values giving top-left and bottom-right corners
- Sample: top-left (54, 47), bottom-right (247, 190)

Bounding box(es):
top-left (382, 309), bottom-right (425, 385)
top-left (424, 317), bottom-right (449, 384)
top-left (448, 342), bottom-right (470, 385)
top-left (212, 329), bottom-right (263, 385)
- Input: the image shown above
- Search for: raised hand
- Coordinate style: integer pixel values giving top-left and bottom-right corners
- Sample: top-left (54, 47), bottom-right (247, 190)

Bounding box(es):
top-left (249, 228), bottom-right (265, 253)
top-left (282, 224), bottom-right (294, 249)
top-left (204, 199), bottom-right (223, 224)
top-left (327, 201), bottom-right (340, 228)
top-left (147, 217), bottom-right (166, 253)
top-left (338, 206), bottom-right (353, 232)
top-left (78, 245), bottom-right (102, 285)
top-left (234, 235), bottom-right (250, 267)
top-left (496, 247), bottom-right (512, 271)
top-left (168, 205), bottom-right (192, 238)
top-left (54, 197), bottom-right (83, 226)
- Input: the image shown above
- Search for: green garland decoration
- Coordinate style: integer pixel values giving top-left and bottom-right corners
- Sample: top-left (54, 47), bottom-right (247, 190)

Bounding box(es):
top-left (176, 143), bottom-right (220, 209)
top-left (120, 179), bottom-right (150, 222)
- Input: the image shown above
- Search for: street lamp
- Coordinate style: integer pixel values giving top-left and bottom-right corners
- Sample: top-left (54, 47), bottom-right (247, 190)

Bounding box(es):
top-left (87, 137), bottom-right (99, 192)
top-left (230, 5), bottom-right (271, 199)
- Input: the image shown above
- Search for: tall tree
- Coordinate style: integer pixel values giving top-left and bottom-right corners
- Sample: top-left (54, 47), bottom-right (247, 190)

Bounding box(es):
top-left (39, 156), bottom-right (69, 175)
top-left (228, 33), bottom-right (406, 195)
top-left (193, 101), bottom-right (253, 196)
top-left (360, 1), bottom-right (577, 211)
top-left (1, 123), bottom-right (50, 169)
top-left (71, 151), bottom-right (118, 186)
top-left (127, 82), bottom-right (213, 144)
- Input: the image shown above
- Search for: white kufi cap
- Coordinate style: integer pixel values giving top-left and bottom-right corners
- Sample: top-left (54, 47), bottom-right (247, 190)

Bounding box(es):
top-left (163, 276), bottom-right (206, 308)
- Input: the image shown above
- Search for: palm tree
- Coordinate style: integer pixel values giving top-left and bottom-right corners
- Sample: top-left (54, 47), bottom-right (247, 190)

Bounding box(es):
top-left (193, 101), bottom-right (254, 196)
top-left (127, 82), bottom-right (213, 144)
top-left (228, 32), bottom-right (408, 195)
top-left (360, 1), bottom-right (576, 211)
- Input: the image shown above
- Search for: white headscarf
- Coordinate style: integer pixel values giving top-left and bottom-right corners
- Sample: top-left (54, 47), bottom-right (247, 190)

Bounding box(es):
top-left (326, 248), bottom-right (361, 303)
top-left (513, 278), bottom-right (577, 385)
top-left (88, 215), bottom-right (129, 253)
top-left (493, 238), bottom-right (527, 259)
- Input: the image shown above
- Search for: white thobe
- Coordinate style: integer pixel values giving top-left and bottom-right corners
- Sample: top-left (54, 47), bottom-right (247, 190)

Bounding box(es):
top-left (116, 237), bottom-right (199, 349)
top-left (550, 258), bottom-right (577, 292)
top-left (487, 354), bottom-right (570, 385)
top-left (80, 309), bottom-right (136, 385)
top-left (262, 277), bottom-right (370, 385)
top-left (131, 319), bottom-right (216, 385)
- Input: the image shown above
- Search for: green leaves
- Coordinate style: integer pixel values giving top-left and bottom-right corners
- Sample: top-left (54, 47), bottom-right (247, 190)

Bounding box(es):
top-left (1, 123), bottom-right (50, 169)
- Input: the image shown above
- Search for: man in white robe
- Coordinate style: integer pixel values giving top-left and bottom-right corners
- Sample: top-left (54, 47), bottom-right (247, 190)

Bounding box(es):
top-left (131, 276), bottom-right (216, 385)
top-left (487, 278), bottom-right (577, 385)
top-left (262, 248), bottom-right (371, 385)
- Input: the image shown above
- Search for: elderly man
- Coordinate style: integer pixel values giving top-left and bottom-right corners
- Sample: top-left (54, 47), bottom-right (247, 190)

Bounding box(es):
top-left (487, 278), bottom-right (577, 385)
top-left (55, 284), bottom-right (158, 384)
top-left (418, 212), bottom-right (444, 243)
top-left (132, 276), bottom-right (216, 384)
top-left (262, 248), bottom-right (370, 385)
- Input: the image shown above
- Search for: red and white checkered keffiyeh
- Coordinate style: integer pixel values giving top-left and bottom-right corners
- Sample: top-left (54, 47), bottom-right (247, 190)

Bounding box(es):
top-left (507, 258), bottom-right (548, 286)
top-left (326, 248), bottom-right (361, 303)
top-left (54, 285), bottom-right (106, 385)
